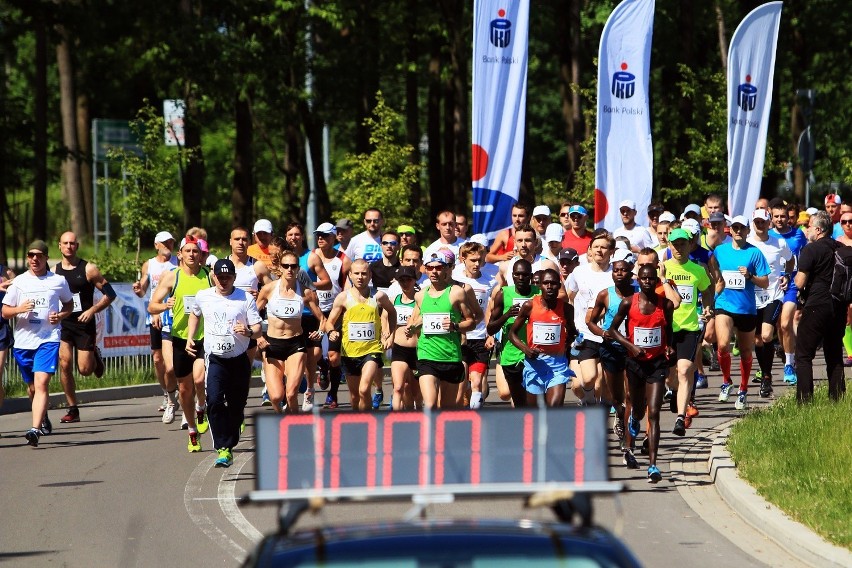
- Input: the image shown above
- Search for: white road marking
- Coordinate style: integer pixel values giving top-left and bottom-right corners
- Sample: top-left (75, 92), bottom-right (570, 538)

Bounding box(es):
top-left (219, 449), bottom-right (264, 543)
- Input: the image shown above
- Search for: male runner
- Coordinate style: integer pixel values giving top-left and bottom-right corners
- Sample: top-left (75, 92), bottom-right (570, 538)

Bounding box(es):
top-left (345, 208), bottom-right (384, 262)
top-left (53, 231), bottom-right (116, 423)
top-left (487, 203), bottom-right (530, 264)
top-left (496, 225), bottom-right (559, 287)
top-left (614, 200), bottom-right (654, 252)
top-left (247, 219), bottom-right (274, 263)
top-left (424, 210), bottom-right (467, 259)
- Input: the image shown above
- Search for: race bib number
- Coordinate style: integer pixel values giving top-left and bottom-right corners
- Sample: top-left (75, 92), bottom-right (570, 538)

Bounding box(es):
top-left (512, 297), bottom-right (530, 308)
top-left (722, 270), bottom-right (746, 290)
top-left (532, 322), bottom-right (561, 345)
top-left (25, 292), bottom-right (49, 322)
top-left (422, 312), bottom-right (450, 335)
top-left (269, 298), bottom-right (300, 319)
top-left (348, 322), bottom-right (376, 341)
top-left (72, 293), bottom-right (82, 313)
top-left (396, 305), bottom-right (413, 326)
top-left (634, 326), bottom-right (662, 347)
top-left (210, 334), bottom-right (235, 355)
top-left (755, 289), bottom-right (771, 306)
top-left (676, 285), bottom-right (694, 304)
top-left (474, 289), bottom-right (489, 309)
top-left (183, 295), bottom-right (196, 314)
top-left (317, 290), bottom-right (335, 304)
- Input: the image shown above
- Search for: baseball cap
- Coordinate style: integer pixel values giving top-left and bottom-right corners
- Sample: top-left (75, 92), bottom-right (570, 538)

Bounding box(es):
top-left (797, 211), bottom-right (811, 225)
top-left (179, 235), bottom-right (209, 252)
top-left (618, 199), bottom-right (637, 211)
top-left (568, 205), bottom-right (588, 216)
top-left (668, 228), bottom-right (691, 242)
top-left (825, 193), bottom-right (841, 205)
top-left (253, 219), bottom-right (274, 234)
top-left (397, 224), bottom-right (416, 235)
top-left (681, 204), bottom-right (702, 219)
top-left (648, 203), bottom-right (665, 214)
top-left (395, 266), bottom-right (418, 280)
top-left (314, 222), bottom-right (337, 235)
top-left (708, 211), bottom-right (728, 224)
top-left (532, 205), bottom-right (551, 218)
top-left (658, 212), bottom-right (676, 224)
top-left (752, 209), bottom-right (771, 221)
top-left (214, 258), bottom-right (236, 276)
top-left (28, 239), bottom-right (48, 255)
top-left (154, 231), bottom-right (175, 244)
top-left (336, 218), bottom-right (353, 230)
top-left (468, 233), bottom-right (489, 246)
top-left (613, 248), bottom-right (636, 264)
top-left (730, 215), bottom-right (749, 227)
top-left (425, 249), bottom-right (455, 266)
top-left (805, 207), bottom-right (819, 216)
top-left (558, 248), bottom-right (579, 262)
top-left (545, 223), bottom-right (564, 243)
top-left (681, 218), bottom-right (701, 236)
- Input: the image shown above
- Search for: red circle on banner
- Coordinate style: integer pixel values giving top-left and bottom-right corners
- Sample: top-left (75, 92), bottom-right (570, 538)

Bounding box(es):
top-left (498, 8), bottom-right (506, 17)
top-left (471, 144), bottom-right (489, 182)
top-left (594, 188), bottom-right (609, 224)
top-left (621, 62), bottom-right (628, 71)
top-left (745, 74), bottom-right (752, 83)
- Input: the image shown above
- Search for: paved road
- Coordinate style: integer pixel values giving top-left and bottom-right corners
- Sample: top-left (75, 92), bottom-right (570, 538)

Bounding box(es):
top-left (0, 364), bottom-right (812, 567)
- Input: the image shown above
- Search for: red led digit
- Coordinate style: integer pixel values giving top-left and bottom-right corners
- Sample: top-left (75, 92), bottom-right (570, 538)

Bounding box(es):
top-left (278, 416), bottom-right (322, 491)
top-left (330, 414), bottom-right (378, 489)
top-left (574, 411), bottom-right (586, 484)
top-left (434, 411), bottom-right (482, 485)
top-left (382, 413), bottom-right (429, 487)
top-left (523, 412), bottom-right (534, 483)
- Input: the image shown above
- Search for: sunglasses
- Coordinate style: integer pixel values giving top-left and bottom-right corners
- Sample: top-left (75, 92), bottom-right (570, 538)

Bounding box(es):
top-left (425, 264), bottom-right (444, 271)
top-left (27, 252), bottom-right (45, 259)
top-left (315, 232), bottom-right (334, 238)
top-left (400, 232), bottom-right (415, 236)
top-left (842, 220), bottom-right (852, 225)
top-left (364, 218), bottom-right (381, 224)
top-left (382, 240), bottom-right (399, 246)
top-left (559, 212), bottom-right (571, 217)
top-left (280, 263), bottom-right (299, 270)
top-left (569, 214), bottom-right (584, 220)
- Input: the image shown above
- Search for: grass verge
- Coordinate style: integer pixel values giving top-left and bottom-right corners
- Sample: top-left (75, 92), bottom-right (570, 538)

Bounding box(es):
top-left (3, 369), bottom-right (156, 401)
top-left (728, 385), bottom-right (852, 550)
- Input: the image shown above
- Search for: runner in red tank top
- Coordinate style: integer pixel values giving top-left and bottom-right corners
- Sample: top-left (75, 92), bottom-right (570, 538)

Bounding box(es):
top-left (609, 265), bottom-right (674, 484)
top-left (486, 203), bottom-right (530, 264)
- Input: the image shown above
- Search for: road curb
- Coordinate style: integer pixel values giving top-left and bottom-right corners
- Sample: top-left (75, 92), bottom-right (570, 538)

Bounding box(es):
top-left (709, 426), bottom-right (852, 568)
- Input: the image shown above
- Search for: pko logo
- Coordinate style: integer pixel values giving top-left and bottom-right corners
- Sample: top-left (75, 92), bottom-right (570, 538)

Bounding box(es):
top-left (611, 62), bottom-right (635, 99)
top-left (737, 75), bottom-right (757, 111)
top-left (490, 8), bottom-right (511, 48)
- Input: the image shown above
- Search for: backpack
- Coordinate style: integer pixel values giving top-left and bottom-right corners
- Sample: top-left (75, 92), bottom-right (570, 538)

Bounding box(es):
top-left (830, 245), bottom-right (852, 303)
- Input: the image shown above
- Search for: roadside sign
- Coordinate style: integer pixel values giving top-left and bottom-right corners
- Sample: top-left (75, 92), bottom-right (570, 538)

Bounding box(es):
top-left (92, 119), bottom-right (141, 161)
top-left (163, 99), bottom-right (185, 147)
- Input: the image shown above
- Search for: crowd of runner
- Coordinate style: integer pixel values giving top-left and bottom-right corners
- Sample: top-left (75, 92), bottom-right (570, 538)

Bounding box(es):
top-left (1, 193), bottom-right (848, 481)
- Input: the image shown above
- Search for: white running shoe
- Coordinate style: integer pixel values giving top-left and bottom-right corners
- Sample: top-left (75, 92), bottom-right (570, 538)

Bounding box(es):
top-left (158, 394), bottom-right (169, 412)
top-left (301, 391), bottom-right (314, 412)
top-left (162, 404), bottom-right (176, 424)
top-left (180, 413), bottom-right (189, 430)
top-left (469, 392), bottom-right (483, 409)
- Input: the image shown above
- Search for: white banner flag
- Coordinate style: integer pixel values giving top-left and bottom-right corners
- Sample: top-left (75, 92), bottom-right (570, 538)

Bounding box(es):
top-left (727, 2), bottom-right (783, 216)
top-left (471, 0), bottom-right (529, 239)
top-left (594, 0), bottom-right (655, 231)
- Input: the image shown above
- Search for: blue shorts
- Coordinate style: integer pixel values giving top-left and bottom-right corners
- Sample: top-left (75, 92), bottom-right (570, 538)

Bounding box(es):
top-left (13, 342), bottom-right (61, 383)
top-left (783, 285), bottom-right (798, 304)
top-left (522, 353), bottom-right (575, 395)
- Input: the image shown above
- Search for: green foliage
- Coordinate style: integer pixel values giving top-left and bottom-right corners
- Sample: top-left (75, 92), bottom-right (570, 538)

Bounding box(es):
top-left (104, 103), bottom-right (191, 250)
top-left (90, 249), bottom-right (140, 282)
top-left (334, 91), bottom-right (425, 231)
top-left (572, 78), bottom-right (598, 209)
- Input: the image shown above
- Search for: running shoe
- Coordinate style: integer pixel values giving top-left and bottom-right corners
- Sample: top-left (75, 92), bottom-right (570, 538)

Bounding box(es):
top-left (613, 415), bottom-right (625, 441)
top-left (669, 391), bottom-right (678, 414)
top-left (732, 344), bottom-right (740, 357)
top-left (640, 436), bottom-right (649, 455)
top-left (61, 406), bottom-right (80, 423)
top-left (371, 391), bottom-right (383, 410)
top-left (684, 415), bottom-right (693, 429)
top-left (752, 369), bottom-right (763, 384)
top-left (759, 376), bottom-right (773, 398)
top-left (622, 449), bottom-right (639, 469)
top-left (317, 358), bottom-right (330, 390)
top-left (783, 364), bottom-right (797, 384)
top-left (627, 414), bottom-right (641, 438)
top-left (261, 388), bottom-right (272, 406)
top-left (694, 372), bottom-right (708, 389)
top-left (162, 403), bottom-right (176, 424)
top-left (663, 388), bottom-right (673, 402)
top-left (735, 391), bottom-right (748, 411)
top-left (40, 413), bottom-right (53, 435)
top-left (240, 421), bottom-right (245, 434)
top-left (844, 356), bottom-right (852, 368)
top-left (672, 417), bottom-right (686, 437)
top-left (718, 382), bottom-right (733, 402)
top-left (301, 391), bottom-right (314, 412)
top-left (647, 465), bottom-right (662, 484)
top-left (709, 351), bottom-right (720, 372)
top-left (196, 409), bottom-right (209, 434)
top-left (324, 395), bottom-right (338, 409)
top-left (94, 347), bottom-right (105, 378)
top-left (25, 428), bottom-right (41, 447)
top-left (187, 432), bottom-right (202, 453)
top-left (180, 413), bottom-right (189, 430)
top-left (774, 342), bottom-right (785, 363)
top-left (158, 395), bottom-right (169, 412)
top-left (686, 402), bottom-right (699, 418)
top-left (215, 448), bottom-right (233, 468)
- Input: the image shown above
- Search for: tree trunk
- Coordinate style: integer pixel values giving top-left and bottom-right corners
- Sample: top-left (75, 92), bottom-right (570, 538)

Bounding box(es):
top-left (181, 83), bottom-right (205, 229)
top-left (77, 91), bottom-right (93, 237)
top-left (443, 0), bottom-right (470, 214)
top-left (33, 13), bottom-right (48, 242)
top-left (56, 24), bottom-right (86, 238)
top-left (556, 0), bottom-right (582, 185)
top-left (405, 0), bottom-right (422, 207)
top-left (715, 1), bottom-right (728, 69)
top-left (426, 37), bottom-right (443, 222)
top-left (232, 93), bottom-right (254, 229)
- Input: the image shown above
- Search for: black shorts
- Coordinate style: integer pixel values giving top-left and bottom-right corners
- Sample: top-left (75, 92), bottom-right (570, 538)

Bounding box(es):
top-left (391, 343), bottom-right (418, 369)
top-left (323, 310), bottom-right (342, 353)
top-left (302, 315), bottom-right (322, 348)
top-left (502, 362), bottom-right (524, 385)
top-left (575, 339), bottom-right (601, 362)
top-left (171, 336), bottom-right (205, 378)
top-left (715, 309), bottom-right (758, 333)
top-left (462, 338), bottom-right (492, 366)
top-left (342, 353), bottom-right (383, 376)
top-left (626, 356), bottom-right (669, 384)
top-left (60, 319), bottom-right (96, 351)
top-left (599, 340), bottom-right (627, 373)
top-left (418, 360), bottom-right (465, 384)
top-left (149, 325), bottom-right (163, 351)
top-left (672, 330), bottom-right (702, 362)
top-left (263, 334), bottom-right (306, 362)
top-left (757, 300), bottom-right (782, 327)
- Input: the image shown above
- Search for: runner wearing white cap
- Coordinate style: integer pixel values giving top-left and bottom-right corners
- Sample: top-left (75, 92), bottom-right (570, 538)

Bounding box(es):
top-left (614, 200), bottom-right (654, 253)
top-left (248, 219), bottom-right (274, 264)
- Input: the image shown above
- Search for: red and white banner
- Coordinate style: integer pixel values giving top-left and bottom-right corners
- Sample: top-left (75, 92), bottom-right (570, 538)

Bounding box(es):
top-left (727, 2), bottom-right (783, 216)
top-left (595, 0), bottom-right (655, 230)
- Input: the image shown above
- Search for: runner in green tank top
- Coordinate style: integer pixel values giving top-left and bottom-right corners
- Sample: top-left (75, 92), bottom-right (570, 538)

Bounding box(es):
top-left (405, 249), bottom-right (477, 409)
top-left (486, 259), bottom-right (539, 407)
